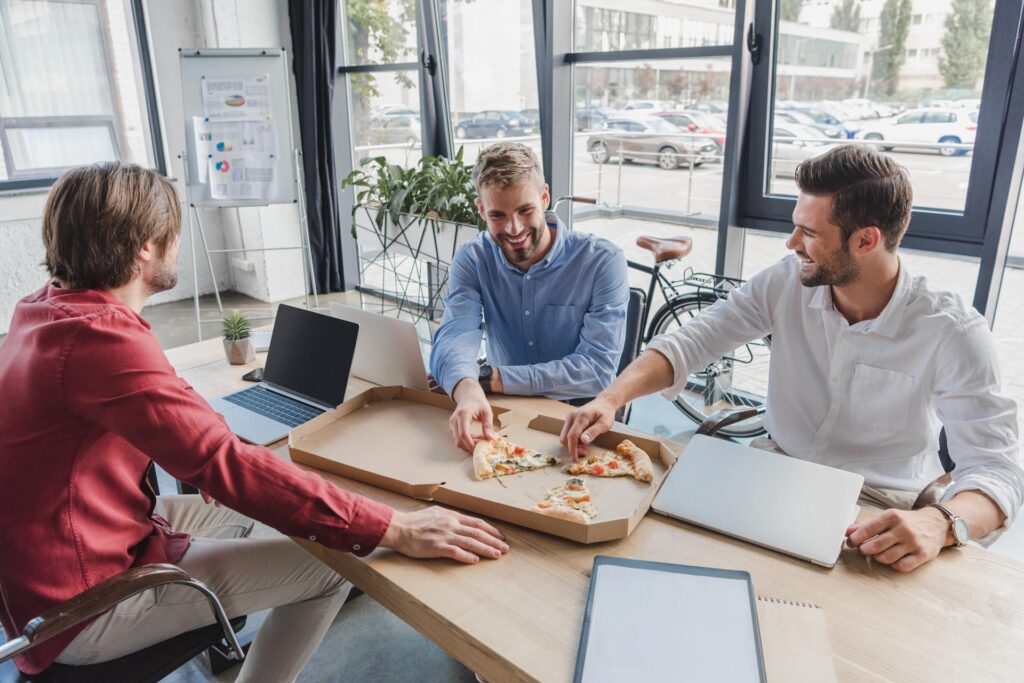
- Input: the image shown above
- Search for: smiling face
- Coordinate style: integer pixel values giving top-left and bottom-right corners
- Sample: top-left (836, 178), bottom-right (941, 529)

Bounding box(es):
top-left (787, 192), bottom-right (860, 287)
top-left (476, 179), bottom-right (552, 269)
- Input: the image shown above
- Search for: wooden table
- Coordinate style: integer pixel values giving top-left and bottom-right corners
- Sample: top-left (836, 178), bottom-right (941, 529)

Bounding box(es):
top-left (168, 336), bottom-right (1024, 682)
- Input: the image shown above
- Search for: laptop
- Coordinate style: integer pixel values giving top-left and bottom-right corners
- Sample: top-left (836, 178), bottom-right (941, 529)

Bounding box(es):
top-left (329, 302), bottom-right (429, 390)
top-left (209, 305), bottom-right (359, 445)
top-left (652, 435), bottom-right (864, 567)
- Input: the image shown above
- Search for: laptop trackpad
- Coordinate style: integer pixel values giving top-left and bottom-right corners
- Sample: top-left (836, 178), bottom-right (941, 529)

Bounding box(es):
top-left (211, 398), bottom-right (288, 446)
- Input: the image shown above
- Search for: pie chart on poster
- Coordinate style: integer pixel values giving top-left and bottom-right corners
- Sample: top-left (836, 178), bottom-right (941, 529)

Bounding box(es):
top-left (225, 95), bottom-right (246, 107)
top-left (215, 160), bottom-right (231, 173)
top-left (216, 141), bottom-right (233, 151)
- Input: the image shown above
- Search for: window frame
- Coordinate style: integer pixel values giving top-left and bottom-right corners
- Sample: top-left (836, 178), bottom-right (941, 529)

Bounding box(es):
top-left (0, 0), bottom-right (165, 192)
top-left (739, 0), bottom-right (1024, 257)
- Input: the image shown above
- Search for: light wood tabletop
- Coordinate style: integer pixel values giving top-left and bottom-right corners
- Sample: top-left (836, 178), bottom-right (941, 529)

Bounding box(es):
top-left (167, 335), bottom-right (1024, 683)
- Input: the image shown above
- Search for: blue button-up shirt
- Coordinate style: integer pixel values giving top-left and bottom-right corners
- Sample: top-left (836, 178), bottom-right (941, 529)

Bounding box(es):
top-left (430, 212), bottom-right (628, 400)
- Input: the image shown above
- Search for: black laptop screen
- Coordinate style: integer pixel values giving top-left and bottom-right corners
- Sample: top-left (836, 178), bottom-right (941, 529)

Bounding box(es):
top-left (263, 304), bottom-right (359, 407)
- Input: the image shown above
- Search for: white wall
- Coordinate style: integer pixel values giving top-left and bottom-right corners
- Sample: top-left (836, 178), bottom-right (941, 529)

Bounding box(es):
top-left (0, 0), bottom-right (307, 335)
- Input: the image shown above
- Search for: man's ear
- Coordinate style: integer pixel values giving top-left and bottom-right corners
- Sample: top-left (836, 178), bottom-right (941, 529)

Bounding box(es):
top-left (851, 226), bottom-right (883, 255)
top-left (541, 183), bottom-right (550, 210)
top-left (138, 239), bottom-right (158, 264)
top-left (475, 196), bottom-right (486, 221)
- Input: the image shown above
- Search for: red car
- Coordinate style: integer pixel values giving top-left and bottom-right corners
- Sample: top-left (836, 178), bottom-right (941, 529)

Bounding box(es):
top-left (654, 110), bottom-right (727, 152)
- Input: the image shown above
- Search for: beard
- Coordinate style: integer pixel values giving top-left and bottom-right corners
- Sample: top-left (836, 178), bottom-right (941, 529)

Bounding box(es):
top-left (499, 226), bottom-right (543, 264)
top-left (146, 258), bottom-right (178, 295)
top-left (799, 244), bottom-right (859, 287)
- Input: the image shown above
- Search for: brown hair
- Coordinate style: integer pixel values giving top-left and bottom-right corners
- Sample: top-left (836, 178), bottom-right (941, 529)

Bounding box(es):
top-left (42, 162), bottom-right (181, 290)
top-left (794, 145), bottom-right (912, 251)
top-left (471, 142), bottom-right (545, 192)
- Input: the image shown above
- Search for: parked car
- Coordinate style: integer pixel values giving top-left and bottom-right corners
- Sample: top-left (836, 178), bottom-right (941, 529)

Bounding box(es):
top-left (368, 115), bottom-right (420, 146)
top-left (653, 110), bottom-right (727, 150)
top-left (788, 106), bottom-right (858, 138)
top-left (771, 123), bottom-right (832, 177)
top-left (622, 100), bottom-right (674, 112)
top-left (854, 108), bottom-right (977, 156)
top-left (454, 110), bottom-right (535, 139)
top-left (689, 100), bottom-right (728, 114)
top-left (518, 108), bottom-right (540, 128)
top-left (576, 105), bottom-right (613, 131)
top-left (585, 116), bottom-right (718, 169)
top-left (775, 109), bottom-right (843, 139)
top-left (373, 104), bottom-right (417, 118)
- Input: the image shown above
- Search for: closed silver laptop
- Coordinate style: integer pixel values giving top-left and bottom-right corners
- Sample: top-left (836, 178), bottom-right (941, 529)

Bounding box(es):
top-left (652, 435), bottom-right (863, 567)
top-left (329, 303), bottom-right (429, 390)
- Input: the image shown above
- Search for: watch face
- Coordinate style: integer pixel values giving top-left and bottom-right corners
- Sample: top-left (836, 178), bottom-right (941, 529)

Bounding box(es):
top-left (953, 518), bottom-right (969, 545)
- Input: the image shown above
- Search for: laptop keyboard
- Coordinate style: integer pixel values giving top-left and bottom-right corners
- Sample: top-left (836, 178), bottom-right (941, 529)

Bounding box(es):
top-left (223, 385), bottom-right (324, 428)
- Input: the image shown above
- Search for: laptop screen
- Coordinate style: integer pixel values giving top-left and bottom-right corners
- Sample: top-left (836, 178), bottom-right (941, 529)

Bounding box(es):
top-left (263, 305), bottom-right (359, 407)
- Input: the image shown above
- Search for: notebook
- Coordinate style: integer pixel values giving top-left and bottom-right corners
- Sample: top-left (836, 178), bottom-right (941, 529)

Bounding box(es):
top-left (755, 596), bottom-right (837, 683)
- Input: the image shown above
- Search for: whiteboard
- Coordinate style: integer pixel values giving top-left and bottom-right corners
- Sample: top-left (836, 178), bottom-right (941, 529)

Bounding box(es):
top-left (178, 48), bottom-right (297, 206)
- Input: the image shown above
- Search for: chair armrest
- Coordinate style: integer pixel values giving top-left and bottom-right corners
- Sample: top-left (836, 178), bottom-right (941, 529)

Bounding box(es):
top-left (696, 406), bottom-right (764, 437)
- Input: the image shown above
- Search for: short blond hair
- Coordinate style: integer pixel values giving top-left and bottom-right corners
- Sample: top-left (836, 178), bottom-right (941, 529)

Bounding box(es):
top-left (471, 142), bottom-right (544, 192)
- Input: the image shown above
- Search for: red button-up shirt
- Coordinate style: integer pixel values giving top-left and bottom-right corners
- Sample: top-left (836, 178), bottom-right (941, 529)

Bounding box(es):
top-left (0, 284), bottom-right (393, 674)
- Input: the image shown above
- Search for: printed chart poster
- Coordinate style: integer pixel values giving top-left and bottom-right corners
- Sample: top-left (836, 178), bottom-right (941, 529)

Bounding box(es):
top-left (202, 75), bottom-right (272, 121)
top-left (207, 153), bottom-right (275, 201)
top-left (193, 117), bottom-right (276, 182)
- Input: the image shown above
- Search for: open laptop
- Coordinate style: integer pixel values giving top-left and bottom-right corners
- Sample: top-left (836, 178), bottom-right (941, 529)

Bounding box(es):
top-left (210, 305), bottom-right (359, 446)
top-left (652, 435), bottom-right (864, 567)
top-left (329, 302), bottom-right (429, 390)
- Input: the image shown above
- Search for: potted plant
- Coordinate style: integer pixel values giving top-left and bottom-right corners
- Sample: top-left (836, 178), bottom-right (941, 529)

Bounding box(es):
top-left (222, 310), bottom-right (255, 365)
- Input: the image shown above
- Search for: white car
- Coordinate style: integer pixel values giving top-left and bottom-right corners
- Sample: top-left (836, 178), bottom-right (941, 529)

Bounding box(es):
top-left (771, 123), bottom-right (832, 177)
top-left (854, 108), bottom-right (977, 156)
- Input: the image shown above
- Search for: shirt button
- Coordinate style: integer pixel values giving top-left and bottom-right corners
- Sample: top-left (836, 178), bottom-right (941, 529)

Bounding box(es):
top-left (528, 340), bottom-right (535, 346)
top-left (524, 309), bottom-right (531, 315)
top-left (353, 544), bottom-right (361, 552)
top-left (526, 274), bottom-right (532, 280)
top-left (309, 535), bottom-right (316, 541)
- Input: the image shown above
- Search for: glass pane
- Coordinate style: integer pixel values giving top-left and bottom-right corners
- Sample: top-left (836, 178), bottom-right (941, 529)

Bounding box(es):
top-left (6, 125), bottom-right (117, 171)
top-left (573, 1), bottom-right (736, 52)
top-left (572, 57), bottom-right (730, 306)
top-left (766, 0), bottom-right (995, 212)
top-left (343, 0), bottom-right (417, 66)
top-left (349, 70), bottom-right (422, 168)
top-left (441, 0), bottom-right (540, 166)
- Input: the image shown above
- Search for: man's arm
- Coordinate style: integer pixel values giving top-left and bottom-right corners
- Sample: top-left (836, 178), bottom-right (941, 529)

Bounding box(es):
top-left (498, 249), bottom-right (628, 398)
top-left (429, 248), bottom-right (486, 397)
top-left (846, 319), bottom-right (1022, 572)
top-left (65, 313), bottom-right (508, 564)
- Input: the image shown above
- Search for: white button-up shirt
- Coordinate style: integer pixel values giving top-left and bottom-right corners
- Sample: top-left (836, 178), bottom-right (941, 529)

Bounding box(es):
top-left (648, 255), bottom-right (1024, 530)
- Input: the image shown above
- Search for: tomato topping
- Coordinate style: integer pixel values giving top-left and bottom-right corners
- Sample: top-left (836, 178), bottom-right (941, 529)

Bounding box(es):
top-left (537, 501), bottom-right (552, 508)
top-left (513, 446), bottom-right (525, 455)
top-left (591, 464), bottom-right (606, 475)
top-left (570, 495), bottom-right (591, 503)
top-left (607, 460), bottom-right (620, 469)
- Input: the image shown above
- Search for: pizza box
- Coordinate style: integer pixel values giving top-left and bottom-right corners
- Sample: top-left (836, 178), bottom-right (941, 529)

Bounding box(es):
top-left (288, 386), bottom-right (679, 543)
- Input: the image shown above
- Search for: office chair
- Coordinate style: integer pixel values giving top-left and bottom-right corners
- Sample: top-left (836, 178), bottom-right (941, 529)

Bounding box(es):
top-left (0, 564), bottom-right (246, 683)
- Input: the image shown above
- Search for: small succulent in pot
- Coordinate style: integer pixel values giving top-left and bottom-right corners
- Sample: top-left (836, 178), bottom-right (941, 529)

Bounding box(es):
top-left (222, 311), bottom-right (255, 365)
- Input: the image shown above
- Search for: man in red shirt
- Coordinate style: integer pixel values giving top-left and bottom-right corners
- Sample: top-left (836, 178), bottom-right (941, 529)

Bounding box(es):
top-left (0, 163), bottom-right (508, 681)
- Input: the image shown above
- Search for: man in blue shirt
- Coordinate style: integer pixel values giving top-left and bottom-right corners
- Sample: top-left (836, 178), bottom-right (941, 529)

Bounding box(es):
top-left (430, 142), bottom-right (628, 451)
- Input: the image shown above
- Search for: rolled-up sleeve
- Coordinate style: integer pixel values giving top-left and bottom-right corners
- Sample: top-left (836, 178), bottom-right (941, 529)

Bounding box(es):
top-left (499, 249), bottom-right (629, 398)
top-left (430, 247), bottom-right (486, 396)
top-left (647, 267), bottom-right (774, 401)
top-left (934, 319), bottom-right (1024, 541)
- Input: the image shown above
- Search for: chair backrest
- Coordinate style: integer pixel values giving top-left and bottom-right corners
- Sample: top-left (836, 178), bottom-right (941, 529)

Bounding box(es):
top-left (938, 427), bottom-right (955, 473)
top-left (617, 288), bottom-right (646, 376)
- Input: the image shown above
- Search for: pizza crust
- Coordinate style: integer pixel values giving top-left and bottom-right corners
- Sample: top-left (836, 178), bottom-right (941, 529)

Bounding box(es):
top-left (616, 439), bottom-right (655, 483)
top-left (532, 504), bottom-right (592, 524)
top-left (473, 440), bottom-right (498, 479)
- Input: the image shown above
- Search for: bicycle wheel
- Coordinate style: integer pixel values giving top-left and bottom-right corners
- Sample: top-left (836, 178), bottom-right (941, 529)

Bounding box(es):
top-left (648, 293), bottom-right (771, 438)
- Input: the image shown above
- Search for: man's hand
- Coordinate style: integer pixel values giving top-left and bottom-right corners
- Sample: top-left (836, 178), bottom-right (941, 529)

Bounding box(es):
top-left (450, 378), bottom-right (497, 452)
top-left (379, 506), bottom-right (509, 564)
top-left (560, 396), bottom-right (618, 462)
top-left (845, 507), bottom-right (949, 573)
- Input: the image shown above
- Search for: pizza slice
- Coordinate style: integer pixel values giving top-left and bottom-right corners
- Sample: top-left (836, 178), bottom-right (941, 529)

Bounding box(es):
top-left (473, 436), bottom-right (560, 480)
top-left (531, 477), bottom-right (598, 524)
top-left (564, 438), bottom-right (654, 483)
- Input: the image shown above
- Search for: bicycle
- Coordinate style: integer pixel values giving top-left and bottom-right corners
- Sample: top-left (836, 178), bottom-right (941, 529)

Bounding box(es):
top-left (557, 196), bottom-right (771, 438)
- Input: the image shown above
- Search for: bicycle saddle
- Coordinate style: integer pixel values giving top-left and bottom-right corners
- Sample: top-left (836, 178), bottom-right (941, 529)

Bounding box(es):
top-left (636, 235), bottom-right (693, 263)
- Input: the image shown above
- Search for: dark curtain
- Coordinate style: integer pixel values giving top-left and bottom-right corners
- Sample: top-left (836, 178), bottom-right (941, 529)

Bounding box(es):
top-left (288, 0), bottom-right (344, 292)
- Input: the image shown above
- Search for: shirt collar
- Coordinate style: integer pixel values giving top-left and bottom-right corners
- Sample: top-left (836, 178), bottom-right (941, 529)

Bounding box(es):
top-left (488, 210), bottom-right (567, 274)
top-left (807, 259), bottom-right (910, 337)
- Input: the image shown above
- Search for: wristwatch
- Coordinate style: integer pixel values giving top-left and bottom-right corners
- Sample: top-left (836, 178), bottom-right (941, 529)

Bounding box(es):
top-left (929, 503), bottom-right (970, 547)
top-left (478, 364), bottom-right (494, 394)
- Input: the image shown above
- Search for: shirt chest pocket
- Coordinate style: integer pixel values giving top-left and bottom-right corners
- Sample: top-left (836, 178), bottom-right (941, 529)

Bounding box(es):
top-left (538, 303), bottom-right (586, 357)
top-left (850, 363), bottom-right (915, 433)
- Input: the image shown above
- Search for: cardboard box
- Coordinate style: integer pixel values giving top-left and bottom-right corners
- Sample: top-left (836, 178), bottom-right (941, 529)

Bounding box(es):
top-left (289, 386), bottom-right (678, 543)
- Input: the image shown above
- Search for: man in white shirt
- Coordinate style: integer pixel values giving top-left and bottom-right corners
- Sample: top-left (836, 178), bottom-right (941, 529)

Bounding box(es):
top-left (561, 145), bottom-right (1023, 573)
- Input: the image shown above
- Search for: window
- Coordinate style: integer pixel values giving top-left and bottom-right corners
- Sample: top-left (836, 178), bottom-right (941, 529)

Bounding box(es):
top-left (0, 0), bottom-right (158, 186)
top-left (743, 0), bottom-right (1008, 246)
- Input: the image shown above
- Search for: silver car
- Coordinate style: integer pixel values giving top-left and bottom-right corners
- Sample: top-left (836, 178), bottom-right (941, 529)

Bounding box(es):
top-left (586, 116), bottom-right (718, 170)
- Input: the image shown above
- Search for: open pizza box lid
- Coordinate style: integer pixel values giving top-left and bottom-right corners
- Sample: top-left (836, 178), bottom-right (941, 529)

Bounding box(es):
top-left (289, 386), bottom-right (679, 543)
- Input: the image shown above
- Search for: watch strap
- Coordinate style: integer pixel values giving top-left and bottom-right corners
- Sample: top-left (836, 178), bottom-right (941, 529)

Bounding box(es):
top-left (928, 503), bottom-right (967, 547)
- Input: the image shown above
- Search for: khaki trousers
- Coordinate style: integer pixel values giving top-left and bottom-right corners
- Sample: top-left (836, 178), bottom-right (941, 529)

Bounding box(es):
top-left (56, 495), bottom-right (350, 683)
